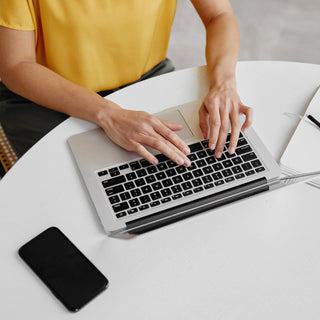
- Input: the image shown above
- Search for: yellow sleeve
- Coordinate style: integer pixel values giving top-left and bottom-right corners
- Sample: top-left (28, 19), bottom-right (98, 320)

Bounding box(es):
top-left (0, 0), bottom-right (35, 30)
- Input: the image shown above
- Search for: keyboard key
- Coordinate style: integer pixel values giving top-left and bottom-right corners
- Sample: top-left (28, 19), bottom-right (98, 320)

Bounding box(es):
top-left (255, 167), bottom-right (265, 173)
top-left (140, 159), bottom-right (152, 168)
top-left (189, 142), bottom-right (203, 153)
top-left (120, 192), bottom-right (131, 201)
top-left (187, 163), bottom-right (197, 171)
top-left (173, 176), bottom-right (183, 184)
top-left (163, 178), bottom-right (173, 187)
top-left (176, 166), bottom-right (187, 174)
top-left (129, 198), bottom-right (140, 207)
top-left (222, 169), bottom-right (232, 177)
top-left (130, 189), bottom-right (142, 197)
top-left (116, 212), bottom-right (127, 219)
top-left (161, 188), bottom-right (172, 197)
top-left (187, 153), bottom-right (197, 161)
top-left (98, 170), bottom-right (108, 177)
top-left (231, 165), bottom-right (243, 174)
top-left (194, 186), bottom-right (204, 193)
top-left (235, 173), bottom-right (245, 179)
top-left (147, 166), bottom-right (157, 174)
top-left (236, 145), bottom-right (252, 155)
top-left (222, 160), bottom-right (233, 168)
top-left (136, 169), bottom-right (147, 177)
top-left (201, 139), bottom-right (209, 148)
top-left (172, 194), bottom-right (183, 200)
top-left (193, 169), bottom-right (204, 177)
top-left (113, 202), bottom-right (129, 213)
top-left (202, 176), bottom-right (213, 184)
top-left (140, 195), bottom-right (151, 204)
top-left (119, 164), bottom-right (129, 170)
top-left (196, 150), bottom-right (207, 159)
top-left (251, 159), bottom-right (262, 168)
top-left (141, 185), bottom-right (152, 194)
top-left (102, 175), bottom-right (126, 188)
top-left (127, 208), bottom-right (138, 215)
top-left (135, 178), bottom-right (146, 187)
top-left (241, 163), bottom-right (252, 171)
top-left (146, 175), bottom-right (156, 183)
top-left (196, 159), bottom-right (207, 168)
top-left (165, 169), bottom-right (176, 177)
top-left (215, 180), bottom-right (225, 186)
top-left (183, 172), bottom-right (193, 181)
top-left (126, 172), bottom-right (137, 181)
top-left (236, 138), bottom-right (248, 146)
top-left (124, 181), bottom-right (135, 190)
top-left (109, 167), bottom-right (120, 177)
top-left (157, 162), bottom-right (168, 171)
top-left (225, 177), bottom-right (235, 183)
top-left (167, 160), bottom-right (177, 168)
top-left (212, 163), bottom-right (223, 171)
top-left (191, 178), bottom-right (203, 187)
top-left (206, 149), bottom-right (215, 156)
top-left (232, 157), bottom-right (243, 165)
top-left (183, 190), bottom-right (193, 196)
top-left (245, 170), bottom-right (255, 176)
top-left (205, 156), bottom-right (216, 164)
top-left (129, 161), bottom-right (141, 170)
top-left (161, 197), bottom-right (171, 204)
top-left (109, 195), bottom-right (120, 204)
top-left (182, 181), bottom-right (192, 190)
top-left (212, 172), bottom-right (223, 181)
top-left (155, 172), bottom-right (166, 180)
top-left (203, 166), bottom-right (213, 174)
top-left (105, 185), bottom-right (125, 196)
top-left (139, 204), bottom-right (149, 211)
top-left (150, 201), bottom-right (161, 207)
top-left (242, 152), bottom-right (257, 162)
top-left (151, 182), bottom-right (162, 191)
top-left (155, 154), bottom-right (169, 163)
top-left (171, 185), bottom-right (182, 193)
top-left (204, 183), bottom-right (214, 189)
top-left (150, 191), bottom-right (161, 200)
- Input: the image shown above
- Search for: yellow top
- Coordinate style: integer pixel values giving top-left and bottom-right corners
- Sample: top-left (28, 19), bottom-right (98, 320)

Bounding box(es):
top-left (0, 0), bottom-right (177, 92)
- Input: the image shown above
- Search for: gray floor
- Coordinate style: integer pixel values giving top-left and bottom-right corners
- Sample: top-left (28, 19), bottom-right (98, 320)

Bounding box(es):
top-left (168, 0), bottom-right (320, 70)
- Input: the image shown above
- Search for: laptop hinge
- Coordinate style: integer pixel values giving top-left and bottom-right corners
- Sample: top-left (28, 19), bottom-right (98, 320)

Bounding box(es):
top-left (125, 177), bottom-right (269, 235)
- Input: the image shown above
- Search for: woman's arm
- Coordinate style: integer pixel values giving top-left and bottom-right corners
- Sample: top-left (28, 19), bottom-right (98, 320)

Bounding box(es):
top-left (191, 0), bottom-right (253, 158)
top-left (0, 26), bottom-right (191, 166)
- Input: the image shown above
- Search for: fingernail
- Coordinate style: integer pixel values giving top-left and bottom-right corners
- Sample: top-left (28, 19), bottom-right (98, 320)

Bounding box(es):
top-left (229, 147), bottom-right (235, 154)
top-left (215, 151), bottom-right (222, 158)
top-left (184, 158), bottom-right (191, 167)
top-left (209, 143), bottom-right (215, 150)
top-left (176, 156), bottom-right (184, 165)
top-left (183, 147), bottom-right (191, 154)
top-left (152, 158), bottom-right (158, 165)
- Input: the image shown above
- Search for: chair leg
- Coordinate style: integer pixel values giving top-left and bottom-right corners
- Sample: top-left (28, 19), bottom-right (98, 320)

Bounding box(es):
top-left (0, 123), bottom-right (18, 177)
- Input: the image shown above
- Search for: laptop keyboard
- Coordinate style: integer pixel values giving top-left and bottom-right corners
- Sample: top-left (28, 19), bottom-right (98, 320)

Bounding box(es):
top-left (97, 133), bottom-right (266, 219)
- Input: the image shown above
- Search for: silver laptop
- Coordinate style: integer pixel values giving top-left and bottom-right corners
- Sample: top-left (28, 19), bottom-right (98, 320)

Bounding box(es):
top-left (68, 99), bottom-right (282, 236)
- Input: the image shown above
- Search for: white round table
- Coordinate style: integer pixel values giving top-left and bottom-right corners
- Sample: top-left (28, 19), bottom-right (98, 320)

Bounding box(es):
top-left (1, 61), bottom-right (320, 319)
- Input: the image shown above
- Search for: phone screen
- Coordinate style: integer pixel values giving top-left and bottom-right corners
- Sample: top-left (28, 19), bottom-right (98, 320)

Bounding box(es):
top-left (18, 227), bottom-right (108, 312)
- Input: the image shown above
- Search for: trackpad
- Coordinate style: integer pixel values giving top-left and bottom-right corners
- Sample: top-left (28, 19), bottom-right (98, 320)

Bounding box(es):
top-left (156, 110), bottom-right (194, 141)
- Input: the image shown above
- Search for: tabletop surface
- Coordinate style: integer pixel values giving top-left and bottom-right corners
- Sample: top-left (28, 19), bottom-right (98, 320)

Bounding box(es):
top-left (1, 61), bottom-right (320, 319)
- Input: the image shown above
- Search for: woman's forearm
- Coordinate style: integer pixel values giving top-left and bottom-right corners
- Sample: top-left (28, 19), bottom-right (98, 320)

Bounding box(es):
top-left (2, 61), bottom-right (120, 126)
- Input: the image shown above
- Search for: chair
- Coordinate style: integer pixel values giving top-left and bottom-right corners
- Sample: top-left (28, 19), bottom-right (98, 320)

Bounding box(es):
top-left (0, 123), bottom-right (18, 178)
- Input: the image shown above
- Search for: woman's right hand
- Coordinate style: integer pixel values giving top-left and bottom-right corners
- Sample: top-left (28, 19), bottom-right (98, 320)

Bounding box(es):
top-left (97, 103), bottom-right (191, 166)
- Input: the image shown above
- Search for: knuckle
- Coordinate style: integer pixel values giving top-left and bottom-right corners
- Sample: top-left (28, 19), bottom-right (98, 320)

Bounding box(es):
top-left (220, 123), bottom-right (229, 133)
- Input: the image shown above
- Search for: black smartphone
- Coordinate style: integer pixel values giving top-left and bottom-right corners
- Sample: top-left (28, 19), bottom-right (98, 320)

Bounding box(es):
top-left (18, 227), bottom-right (108, 312)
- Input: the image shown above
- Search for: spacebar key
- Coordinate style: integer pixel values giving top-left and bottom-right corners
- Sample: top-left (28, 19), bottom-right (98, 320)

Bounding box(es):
top-left (102, 175), bottom-right (126, 188)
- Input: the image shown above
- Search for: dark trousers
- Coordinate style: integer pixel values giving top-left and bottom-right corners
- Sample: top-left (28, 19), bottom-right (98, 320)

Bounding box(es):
top-left (0, 58), bottom-right (174, 157)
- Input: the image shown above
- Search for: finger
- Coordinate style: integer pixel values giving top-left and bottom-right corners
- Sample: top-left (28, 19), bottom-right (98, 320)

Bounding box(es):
top-left (214, 108), bottom-right (230, 158)
top-left (207, 100), bottom-right (221, 150)
top-left (228, 109), bottom-right (241, 154)
top-left (240, 105), bottom-right (253, 131)
top-left (198, 103), bottom-right (210, 139)
top-left (142, 134), bottom-right (191, 167)
top-left (160, 119), bottom-right (183, 132)
top-left (133, 142), bottom-right (159, 165)
top-left (156, 119), bottom-right (190, 155)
